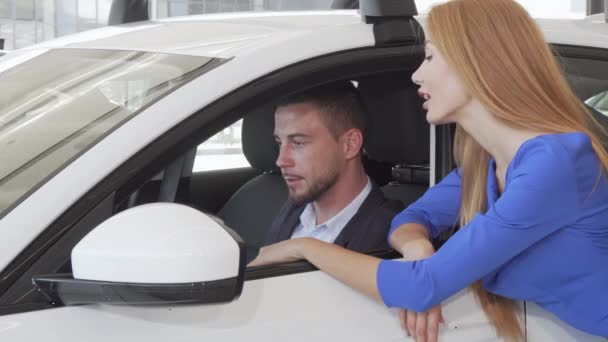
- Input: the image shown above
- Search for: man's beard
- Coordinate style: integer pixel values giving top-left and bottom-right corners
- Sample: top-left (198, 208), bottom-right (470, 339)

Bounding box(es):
top-left (288, 170), bottom-right (340, 206)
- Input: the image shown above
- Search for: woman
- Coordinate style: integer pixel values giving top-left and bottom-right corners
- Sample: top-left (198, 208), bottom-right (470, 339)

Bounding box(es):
top-left (249, 0), bottom-right (608, 340)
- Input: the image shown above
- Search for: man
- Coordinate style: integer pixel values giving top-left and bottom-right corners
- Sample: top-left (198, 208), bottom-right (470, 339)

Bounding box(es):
top-left (262, 81), bottom-right (403, 253)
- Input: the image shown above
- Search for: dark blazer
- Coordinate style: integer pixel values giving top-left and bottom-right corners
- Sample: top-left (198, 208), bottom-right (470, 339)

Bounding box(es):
top-left (265, 184), bottom-right (404, 253)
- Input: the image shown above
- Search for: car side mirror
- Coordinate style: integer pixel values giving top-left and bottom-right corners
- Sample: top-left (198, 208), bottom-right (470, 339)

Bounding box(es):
top-left (32, 203), bottom-right (246, 306)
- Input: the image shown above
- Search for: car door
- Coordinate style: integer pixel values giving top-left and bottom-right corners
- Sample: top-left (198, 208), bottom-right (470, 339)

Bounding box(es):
top-left (0, 270), bottom-right (500, 342)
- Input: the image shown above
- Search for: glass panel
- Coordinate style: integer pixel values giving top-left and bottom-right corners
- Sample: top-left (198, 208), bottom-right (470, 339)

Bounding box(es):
top-left (586, 91), bottom-right (608, 116)
top-left (415, 0), bottom-right (586, 18)
top-left (0, 49), bottom-right (214, 216)
top-left (77, 0), bottom-right (99, 32)
top-left (193, 119), bottom-right (250, 172)
top-left (156, 0), bottom-right (333, 18)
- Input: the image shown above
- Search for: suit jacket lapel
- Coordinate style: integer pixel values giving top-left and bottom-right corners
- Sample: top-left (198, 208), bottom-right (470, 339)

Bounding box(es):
top-left (333, 184), bottom-right (383, 247)
top-left (276, 203), bottom-right (306, 241)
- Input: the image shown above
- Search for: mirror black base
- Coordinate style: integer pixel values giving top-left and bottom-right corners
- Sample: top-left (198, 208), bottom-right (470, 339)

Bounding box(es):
top-left (32, 274), bottom-right (243, 306)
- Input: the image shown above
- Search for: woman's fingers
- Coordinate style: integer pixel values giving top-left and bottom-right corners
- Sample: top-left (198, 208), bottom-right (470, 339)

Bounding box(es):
top-left (398, 309), bottom-right (407, 333)
top-left (416, 311), bottom-right (428, 342)
top-left (398, 306), bottom-right (443, 341)
top-left (426, 306), bottom-right (442, 342)
top-left (407, 309), bottom-right (417, 337)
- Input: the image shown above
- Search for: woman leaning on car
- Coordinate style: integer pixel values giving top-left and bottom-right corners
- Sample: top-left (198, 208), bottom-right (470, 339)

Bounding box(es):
top-left (249, 0), bottom-right (608, 340)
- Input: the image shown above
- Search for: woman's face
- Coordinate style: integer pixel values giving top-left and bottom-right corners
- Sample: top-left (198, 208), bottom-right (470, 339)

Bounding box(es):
top-left (412, 41), bottom-right (472, 125)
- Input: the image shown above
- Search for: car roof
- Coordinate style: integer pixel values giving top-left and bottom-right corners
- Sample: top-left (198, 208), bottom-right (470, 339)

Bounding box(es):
top-left (23, 11), bottom-right (374, 58)
top-left (17, 10), bottom-right (608, 58)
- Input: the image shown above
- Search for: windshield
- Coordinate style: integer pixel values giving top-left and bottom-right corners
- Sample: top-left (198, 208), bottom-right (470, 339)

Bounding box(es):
top-left (0, 49), bottom-right (214, 216)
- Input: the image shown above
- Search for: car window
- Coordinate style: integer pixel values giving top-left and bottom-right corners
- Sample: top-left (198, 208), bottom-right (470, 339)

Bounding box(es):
top-left (557, 51), bottom-right (608, 130)
top-left (0, 49), bottom-right (214, 217)
top-left (558, 52), bottom-right (608, 101)
top-left (155, 0), bottom-right (332, 17)
top-left (586, 90), bottom-right (608, 117)
top-left (193, 119), bottom-right (251, 172)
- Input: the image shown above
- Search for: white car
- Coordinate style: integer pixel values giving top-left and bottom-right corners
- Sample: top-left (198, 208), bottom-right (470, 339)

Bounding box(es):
top-left (0, 2), bottom-right (607, 341)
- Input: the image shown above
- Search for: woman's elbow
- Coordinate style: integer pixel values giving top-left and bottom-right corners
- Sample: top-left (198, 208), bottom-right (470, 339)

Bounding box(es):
top-left (406, 293), bottom-right (441, 312)
top-left (410, 298), bottom-right (440, 312)
top-left (383, 287), bottom-right (440, 312)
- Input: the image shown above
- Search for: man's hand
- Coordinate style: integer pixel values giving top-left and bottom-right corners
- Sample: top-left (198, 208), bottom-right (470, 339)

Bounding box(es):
top-left (248, 238), bottom-right (310, 267)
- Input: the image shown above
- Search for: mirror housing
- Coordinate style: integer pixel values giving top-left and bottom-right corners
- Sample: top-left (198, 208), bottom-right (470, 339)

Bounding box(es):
top-left (33, 203), bottom-right (246, 306)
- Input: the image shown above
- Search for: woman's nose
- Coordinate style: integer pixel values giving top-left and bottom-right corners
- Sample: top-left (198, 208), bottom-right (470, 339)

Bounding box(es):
top-left (411, 68), bottom-right (422, 86)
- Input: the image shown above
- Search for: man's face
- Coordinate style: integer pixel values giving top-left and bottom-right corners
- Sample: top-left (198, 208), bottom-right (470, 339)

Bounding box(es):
top-left (273, 103), bottom-right (344, 205)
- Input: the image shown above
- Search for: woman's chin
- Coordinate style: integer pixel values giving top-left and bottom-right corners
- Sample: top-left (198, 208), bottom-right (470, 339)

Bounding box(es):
top-left (425, 111), bottom-right (442, 125)
top-left (426, 111), bottom-right (454, 125)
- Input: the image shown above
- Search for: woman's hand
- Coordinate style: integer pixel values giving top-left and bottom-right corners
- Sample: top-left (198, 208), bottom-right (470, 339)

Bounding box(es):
top-left (389, 224), bottom-right (443, 341)
top-left (248, 238), bottom-right (312, 267)
top-left (395, 241), bottom-right (444, 342)
top-left (399, 305), bottom-right (444, 342)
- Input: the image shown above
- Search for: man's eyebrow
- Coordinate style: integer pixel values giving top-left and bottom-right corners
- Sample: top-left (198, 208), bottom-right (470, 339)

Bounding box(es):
top-left (273, 133), bottom-right (312, 140)
top-left (287, 133), bottom-right (311, 139)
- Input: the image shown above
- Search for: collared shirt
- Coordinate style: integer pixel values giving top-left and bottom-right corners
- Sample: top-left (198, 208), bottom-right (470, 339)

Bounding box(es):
top-left (290, 177), bottom-right (372, 243)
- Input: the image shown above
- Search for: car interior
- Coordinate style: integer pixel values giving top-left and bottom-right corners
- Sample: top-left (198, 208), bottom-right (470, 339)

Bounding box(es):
top-left (110, 70), bottom-right (432, 261)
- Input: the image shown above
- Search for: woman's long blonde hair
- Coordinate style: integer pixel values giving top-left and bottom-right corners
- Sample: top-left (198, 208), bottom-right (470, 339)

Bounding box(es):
top-left (427, 0), bottom-right (608, 340)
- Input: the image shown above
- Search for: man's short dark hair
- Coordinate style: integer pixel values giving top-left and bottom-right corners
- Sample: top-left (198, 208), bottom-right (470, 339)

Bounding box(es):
top-left (276, 81), bottom-right (368, 140)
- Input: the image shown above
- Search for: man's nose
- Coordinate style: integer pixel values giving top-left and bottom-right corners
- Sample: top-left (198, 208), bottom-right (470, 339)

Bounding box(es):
top-left (276, 145), bottom-right (294, 169)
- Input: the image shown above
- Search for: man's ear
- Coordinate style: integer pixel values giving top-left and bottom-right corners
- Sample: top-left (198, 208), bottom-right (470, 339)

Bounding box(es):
top-left (342, 128), bottom-right (363, 160)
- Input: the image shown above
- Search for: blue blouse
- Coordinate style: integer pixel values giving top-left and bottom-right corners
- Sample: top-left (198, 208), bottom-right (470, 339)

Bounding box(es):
top-left (377, 132), bottom-right (608, 336)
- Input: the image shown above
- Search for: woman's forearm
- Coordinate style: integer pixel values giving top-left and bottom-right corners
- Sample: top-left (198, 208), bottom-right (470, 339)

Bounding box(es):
top-left (298, 238), bottom-right (383, 301)
top-left (252, 224), bottom-right (437, 304)
top-left (295, 226), bottom-right (435, 305)
top-left (389, 223), bottom-right (435, 260)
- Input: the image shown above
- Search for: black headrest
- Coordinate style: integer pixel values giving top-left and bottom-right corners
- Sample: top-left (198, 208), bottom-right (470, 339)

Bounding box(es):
top-left (242, 104), bottom-right (280, 173)
top-left (359, 73), bottom-right (430, 165)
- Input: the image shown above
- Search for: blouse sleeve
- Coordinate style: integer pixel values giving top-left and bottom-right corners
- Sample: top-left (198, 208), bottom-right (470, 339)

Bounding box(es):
top-left (388, 169), bottom-right (462, 240)
top-left (377, 140), bottom-right (580, 312)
